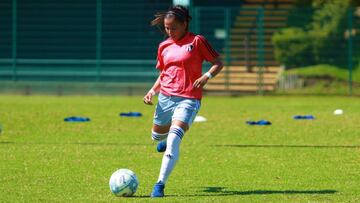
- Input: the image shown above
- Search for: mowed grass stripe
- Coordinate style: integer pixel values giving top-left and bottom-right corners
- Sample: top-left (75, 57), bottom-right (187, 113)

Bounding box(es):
top-left (0, 95), bottom-right (359, 202)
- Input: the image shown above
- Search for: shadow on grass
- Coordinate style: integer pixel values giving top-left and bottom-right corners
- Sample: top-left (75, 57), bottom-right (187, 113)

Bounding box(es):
top-left (0, 141), bottom-right (13, 144)
top-left (71, 142), bottom-right (152, 146)
top-left (213, 144), bottom-right (360, 149)
top-left (198, 187), bottom-right (337, 196)
top-left (122, 195), bottom-right (150, 198)
top-left (0, 142), bottom-right (152, 146)
top-left (111, 188), bottom-right (337, 199)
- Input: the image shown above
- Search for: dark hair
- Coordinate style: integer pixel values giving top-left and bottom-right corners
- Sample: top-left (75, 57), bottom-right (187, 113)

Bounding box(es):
top-left (151, 5), bottom-right (192, 33)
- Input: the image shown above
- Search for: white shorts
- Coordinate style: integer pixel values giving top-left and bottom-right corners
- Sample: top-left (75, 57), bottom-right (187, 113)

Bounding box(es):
top-left (153, 93), bottom-right (201, 127)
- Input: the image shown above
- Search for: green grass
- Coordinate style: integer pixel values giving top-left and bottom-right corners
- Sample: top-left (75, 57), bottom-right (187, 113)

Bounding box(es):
top-left (1, 95), bottom-right (360, 202)
top-left (286, 64), bottom-right (360, 83)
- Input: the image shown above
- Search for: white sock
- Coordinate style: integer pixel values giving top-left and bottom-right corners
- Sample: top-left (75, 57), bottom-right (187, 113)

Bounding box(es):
top-left (157, 125), bottom-right (184, 184)
top-left (151, 131), bottom-right (168, 141)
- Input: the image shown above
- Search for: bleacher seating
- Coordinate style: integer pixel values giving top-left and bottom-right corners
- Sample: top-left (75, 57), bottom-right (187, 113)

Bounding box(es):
top-left (204, 0), bottom-right (294, 94)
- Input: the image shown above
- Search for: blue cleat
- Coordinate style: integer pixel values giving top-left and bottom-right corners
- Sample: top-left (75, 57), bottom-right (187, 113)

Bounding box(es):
top-left (150, 182), bottom-right (165, 197)
top-left (156, 140), bottom-right (167, 152)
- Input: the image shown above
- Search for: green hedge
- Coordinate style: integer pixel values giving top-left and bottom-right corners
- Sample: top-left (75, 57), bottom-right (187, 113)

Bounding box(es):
top-left (272, 27), bottom-right (314, 67)
top-left (272, 0), bottom-right (357, 69)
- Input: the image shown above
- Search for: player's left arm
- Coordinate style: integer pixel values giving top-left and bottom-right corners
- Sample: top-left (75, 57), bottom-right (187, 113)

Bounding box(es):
top-left (193, 57), bottom-right (223, 88)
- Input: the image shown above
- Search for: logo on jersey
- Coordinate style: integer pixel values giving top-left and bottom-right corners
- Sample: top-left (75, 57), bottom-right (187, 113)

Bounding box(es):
top-left (186, 44), bottom-right (194, 52)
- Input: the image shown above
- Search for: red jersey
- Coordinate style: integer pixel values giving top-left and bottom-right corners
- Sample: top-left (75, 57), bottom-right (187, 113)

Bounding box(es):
top-left (156, 32), bottom-right (219, 100)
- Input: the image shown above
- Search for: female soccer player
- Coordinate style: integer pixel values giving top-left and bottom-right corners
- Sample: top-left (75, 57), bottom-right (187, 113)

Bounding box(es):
top-left (143, 5), bottom-right (223, 197)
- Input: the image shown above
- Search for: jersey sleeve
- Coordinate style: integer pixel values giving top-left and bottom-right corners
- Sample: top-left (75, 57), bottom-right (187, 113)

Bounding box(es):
top-left (196, 35), bottom-right (219, 62)
top-left (156, 45), bottom-right (164, 70)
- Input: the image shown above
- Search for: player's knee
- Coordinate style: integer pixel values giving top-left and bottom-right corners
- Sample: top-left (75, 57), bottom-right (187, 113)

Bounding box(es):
top-left (171, 120), bottom-right (188, 132)
top-left (151, 130), bottom-right (168, 141)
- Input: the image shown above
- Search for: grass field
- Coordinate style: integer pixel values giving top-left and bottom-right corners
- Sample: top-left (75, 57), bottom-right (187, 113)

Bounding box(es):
top-left (0, 95), bottom-right (360, 202)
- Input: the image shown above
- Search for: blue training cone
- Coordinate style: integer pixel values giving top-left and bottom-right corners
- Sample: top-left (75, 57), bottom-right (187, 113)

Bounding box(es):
top-left (64, 116), bottom-right (91, 122)
top-left (119, 112), bottom-right (142, 117)
top-left (246, 120), bottom-right (272, 125)
top-left (293, 115), bottom-right (315, 120)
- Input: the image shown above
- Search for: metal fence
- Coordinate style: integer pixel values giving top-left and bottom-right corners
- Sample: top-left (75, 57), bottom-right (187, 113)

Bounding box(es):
top-left (0, 0), bottom-right (169, 86)
top-left (0, 0), bottom-right (359, 95)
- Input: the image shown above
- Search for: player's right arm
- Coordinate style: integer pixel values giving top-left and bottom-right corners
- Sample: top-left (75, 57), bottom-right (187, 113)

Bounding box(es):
top-left (144, 41), bottom-right (167, 105)
top-left (143, 74), bottom-right (161, 105)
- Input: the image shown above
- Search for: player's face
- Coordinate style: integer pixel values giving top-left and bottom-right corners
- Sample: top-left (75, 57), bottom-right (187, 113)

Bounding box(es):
top-left (164, 17), bottom-right (187, 41)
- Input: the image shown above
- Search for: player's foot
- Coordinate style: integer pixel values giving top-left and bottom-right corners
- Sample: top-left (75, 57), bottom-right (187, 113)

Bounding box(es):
top-left (156, 140), bottom-right (167, 152)
top-left (150, 181), bottom-right (165, 197)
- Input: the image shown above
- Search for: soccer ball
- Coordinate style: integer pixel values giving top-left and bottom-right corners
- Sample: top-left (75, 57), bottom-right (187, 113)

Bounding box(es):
top-left (109, 168), bottom-right (139, 197)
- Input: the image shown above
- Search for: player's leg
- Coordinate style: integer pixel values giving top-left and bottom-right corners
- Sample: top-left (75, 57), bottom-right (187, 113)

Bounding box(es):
top-left (156, 120), bottom-right (187, 182)
top-left (151, 93), bottom-right (173, 151)
top-left (151, 98), bottom-right (200, 197)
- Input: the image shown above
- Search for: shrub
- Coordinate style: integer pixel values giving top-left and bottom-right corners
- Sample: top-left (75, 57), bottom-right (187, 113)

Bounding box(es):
top-left (272, 0), bottom-right (355, 68)
top-left (272, 28), bottom-right (314, 68)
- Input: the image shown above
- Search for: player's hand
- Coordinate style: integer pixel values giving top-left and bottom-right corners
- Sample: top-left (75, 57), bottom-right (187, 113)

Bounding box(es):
top-left (193, 75), bottom-right (209, 89)
top-left (143, 89), bottom-right (155, 105)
